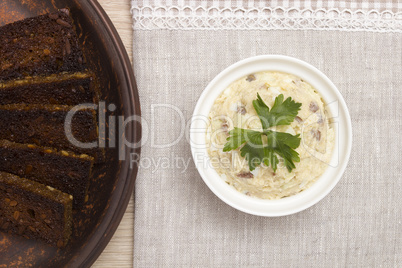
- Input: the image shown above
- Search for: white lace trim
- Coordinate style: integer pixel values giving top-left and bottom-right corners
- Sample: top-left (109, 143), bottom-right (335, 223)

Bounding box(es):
top-left (131, 6), bottom-right (402, 33)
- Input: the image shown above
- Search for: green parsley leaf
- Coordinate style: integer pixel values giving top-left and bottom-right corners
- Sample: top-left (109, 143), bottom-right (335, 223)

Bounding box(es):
top-left (263, 147), bottom-right (278, 171)
top-left (253, 93), bottom-right (302, 129)
top-left (264, 131), bottom-right (301, 150)
top-left (223, 93), bottom-right (302, 172)
top-left (223, 128), bottom-right (259, 152)
top-left (266, 131), bottom-right (301, 172)
top-left (239, 132), bottom-right (264, 171)
top-left (223, 128), bottom-right (265, 171)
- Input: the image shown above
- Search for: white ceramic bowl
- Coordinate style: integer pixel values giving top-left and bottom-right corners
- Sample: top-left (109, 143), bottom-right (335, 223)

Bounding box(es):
top-left (190, 55), bottom-right (352, 217)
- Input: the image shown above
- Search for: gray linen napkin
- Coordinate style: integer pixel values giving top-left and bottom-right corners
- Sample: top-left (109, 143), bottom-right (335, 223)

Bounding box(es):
top-left (131, 1), bottom-right (401, 267)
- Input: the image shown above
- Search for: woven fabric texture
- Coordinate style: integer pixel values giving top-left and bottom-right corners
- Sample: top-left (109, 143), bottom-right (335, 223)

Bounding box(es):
top-left (131, 1), bottom-right (401, 267)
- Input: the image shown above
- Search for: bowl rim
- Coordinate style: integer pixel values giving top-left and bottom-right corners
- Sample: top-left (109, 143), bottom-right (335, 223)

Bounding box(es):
top-left (190, 55), bottom-right (352, 217)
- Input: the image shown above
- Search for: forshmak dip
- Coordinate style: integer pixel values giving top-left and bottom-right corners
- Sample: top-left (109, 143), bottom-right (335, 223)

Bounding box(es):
top-left (206, 71), bottom-right (335, 199)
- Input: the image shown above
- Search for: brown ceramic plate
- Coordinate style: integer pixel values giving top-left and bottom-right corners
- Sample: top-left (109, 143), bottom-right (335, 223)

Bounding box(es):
top-left (0, 0), bottom-right (141, 267)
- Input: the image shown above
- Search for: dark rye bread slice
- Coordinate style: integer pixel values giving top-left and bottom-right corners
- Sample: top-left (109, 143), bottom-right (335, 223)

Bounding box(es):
top-left (0, 171), bottom-right (73, 248)
top-left (0, 9), bottom-right (85, 82)
top-left (0, 104), bottom-right (104, 162)
top-left (0, 140), bottom-right (94, 208)
top-left (0, 72), bottom-right (96, 105)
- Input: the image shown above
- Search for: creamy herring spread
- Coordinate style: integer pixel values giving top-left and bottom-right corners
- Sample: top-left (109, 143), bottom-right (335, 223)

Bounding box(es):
top-left (206, 71), bottom-right (335, 199)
